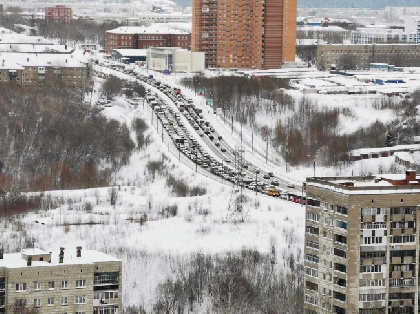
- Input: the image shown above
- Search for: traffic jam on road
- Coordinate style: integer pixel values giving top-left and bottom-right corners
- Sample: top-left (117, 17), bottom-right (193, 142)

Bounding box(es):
top-left (101, 65), bottom-right (305, 203)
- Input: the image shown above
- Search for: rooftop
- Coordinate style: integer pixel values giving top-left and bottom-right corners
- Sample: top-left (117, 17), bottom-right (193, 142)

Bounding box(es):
top-left (307, 170), bottom-right (420, 195)
top-left (0, 247), bottom-right (120, 269)
top-left (106, 24), bottom-right (190, 35)
top-left (0, 52), bottom-right (85, 69)
top-left (113, 49), bottom-right (147, 56)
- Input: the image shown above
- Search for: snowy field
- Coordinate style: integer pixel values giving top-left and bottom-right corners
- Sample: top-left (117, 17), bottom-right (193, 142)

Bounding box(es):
top-left (2, 47), bottom-right (417, 309)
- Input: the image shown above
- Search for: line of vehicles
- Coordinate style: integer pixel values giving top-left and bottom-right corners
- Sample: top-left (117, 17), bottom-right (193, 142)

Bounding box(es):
top-left (98, 64), bottom-right (305, 203)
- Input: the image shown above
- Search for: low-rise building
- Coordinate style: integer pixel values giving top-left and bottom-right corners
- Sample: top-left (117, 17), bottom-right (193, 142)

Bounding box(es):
top-left (111, 49), bottom-right (147, 64)
top-left (350, 27), bottom-right (415, 44)
top-left (146, 47), bottom-right (204, 72)
top-left (405, 16), bottom-right (420, 44)
top-left (0, 247), bottom-right (122, 314)
top-left (105, 25), bottom-right (191, 54)
top-left (0, 53), bottom-right (88, 87)
top-left (129, 12), bottom-right (192, 25)
top-left (317, 44), bottom-right (420, 70)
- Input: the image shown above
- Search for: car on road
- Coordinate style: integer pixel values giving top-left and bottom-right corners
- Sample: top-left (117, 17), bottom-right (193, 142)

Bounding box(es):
top-left (221, 147), bottom-right (227, 152)
top-left (271, 180), bottom-right (279, 186)
top-left (263, 174), bottom-right (270, 179)
top-left (268, 172), bottom-right (274, 177)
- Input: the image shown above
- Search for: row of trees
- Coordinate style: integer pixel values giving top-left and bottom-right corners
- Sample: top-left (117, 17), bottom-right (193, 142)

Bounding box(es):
top-left (150, 250), bottom-right (303, 313)
top-left (181, 76), bottom-right (392, 167)
top-left (0, 83), bottom-right (135, 192)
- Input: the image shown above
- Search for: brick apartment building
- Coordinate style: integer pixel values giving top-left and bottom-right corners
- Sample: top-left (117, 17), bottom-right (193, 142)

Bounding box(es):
top-left (45, 5), bottom-right (73, 24)
top-left (0, 247), bottom-right (121, 313)
top-left (192, 0), bottom-right (297, 69)
top-left (105, 26), bottom-right (191, 54)
top-left (0, 53), bottom-right (88, 87)
top-left (304, 170), bottom-right (420, 314)
top-left (317, 44), bottom-right (420, 70)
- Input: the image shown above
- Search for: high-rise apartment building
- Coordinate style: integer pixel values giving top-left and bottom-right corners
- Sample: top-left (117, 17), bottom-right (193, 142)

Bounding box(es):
top-left (304, 170), bottom-right (420, 314)
top-left (0, 247), bottom-right (122, 314)
top-left (192, 0), bottom-right (296, 69)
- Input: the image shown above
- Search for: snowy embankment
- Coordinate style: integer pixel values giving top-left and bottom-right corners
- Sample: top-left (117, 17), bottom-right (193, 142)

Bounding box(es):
top-left (1, 88), bottom-right (304, 309)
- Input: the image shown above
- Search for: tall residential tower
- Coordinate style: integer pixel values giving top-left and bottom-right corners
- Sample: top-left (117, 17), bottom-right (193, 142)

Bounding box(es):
top-left (192, 0), bottom-right (296, 69)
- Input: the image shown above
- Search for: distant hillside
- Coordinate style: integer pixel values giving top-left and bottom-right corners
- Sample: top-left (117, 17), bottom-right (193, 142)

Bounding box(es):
top-left (297, 0), bottom-right (420, 9)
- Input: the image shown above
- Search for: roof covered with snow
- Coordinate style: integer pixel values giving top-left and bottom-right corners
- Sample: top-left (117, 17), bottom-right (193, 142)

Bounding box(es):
top-left (106, 23), bottom-right (190, 35)
top-left (0, 33), bottom-right (53, 44)
top-left (0, 43), bottom-right (72, 53)
top-left (0, 52), bottom-right (85, 69)
top-left (0, 248), bottom-right (121, 269)
top-left (113, 49), bottom-right (147, 56)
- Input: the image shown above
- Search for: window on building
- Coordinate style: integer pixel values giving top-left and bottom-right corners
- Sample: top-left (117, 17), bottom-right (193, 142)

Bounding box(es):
top-left (61, 296), bottom-right (68, 305)
top-left (48, 297), bottom-right (54, 306)
top-left (34, 281), bottom-right (41, 291)
top-left (48, 281), bottom-right (55, 289)
top-left (62, 281), bottom-right (68, 289)
top-left (75, 279), bottom-right (86, 288)
top-left (34, 298), bottom-right (41, 307)
top-left (75, 295), bottom-right (86, 304)
top-left (16, 283), bottom-right (27, 292)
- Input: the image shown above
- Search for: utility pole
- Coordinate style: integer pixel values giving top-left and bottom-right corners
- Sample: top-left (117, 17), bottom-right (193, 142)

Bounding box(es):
top-left (265, 140), bottom-right (268, 164)
top-left (231, 115), bottom-right (233, 133)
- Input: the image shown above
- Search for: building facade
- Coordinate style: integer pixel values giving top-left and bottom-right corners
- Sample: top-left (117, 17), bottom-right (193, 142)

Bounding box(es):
top-left (304, 170), bottom-right (420, 314)
top-left (0, 247), bottom-right (121, 314)
top-left (105, 26), bottom-right (191, 54)
top-left (45, 5), bottom-right (73, 24)
top-left (146, 47), bottom-right (205, 72)
top-left (316, 44), bottom-right (420, 70)
top-left (0, 53), bottom-right (89, 87)
top-left (350, 27), bottom-right (415, 45)
top-left (192, 0), bottom-right (297, 69)
top-left (405, 17), bottom-right (420, 44)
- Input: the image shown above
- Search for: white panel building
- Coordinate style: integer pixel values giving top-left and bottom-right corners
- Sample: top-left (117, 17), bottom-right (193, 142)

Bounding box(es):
top-left (146, 47), bottom-right (205, 73)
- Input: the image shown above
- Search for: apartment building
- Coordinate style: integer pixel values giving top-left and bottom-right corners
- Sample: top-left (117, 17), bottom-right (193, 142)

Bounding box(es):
top-left (192, 0), bottom-right (297, 69)
top-left (405, 17), bottom-right (420, 44)
top-left (0, 53), bottom-right (88, 87)
top-left (105, 25), bottom-right (191, 54)
top-left (0, 247), bottom-right (121, 314)
top-left (304, 170), bottom-right (420, 314)
top-left (317, 44), bottom-right (420, 70)
top-left (45, 5), bottom-right (73, 24)
top-left (350, 27), bottom-right (416, 45)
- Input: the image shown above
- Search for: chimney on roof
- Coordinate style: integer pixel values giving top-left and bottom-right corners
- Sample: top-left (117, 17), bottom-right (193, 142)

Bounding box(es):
top-left (76, 246), bottom-right (82, 257)
top-left (27, 57), bottom-right (29, 62)
top-left (59, 247), bottom-right (65, 264)
top-left (65, 59), bottom-right (67, 63)
top-left (27, 256), bottom-right (32, 267)
top-left (0, 248), bottom-right (3, 259)
top-left (406, 170), bottom-right (416, 183)
top-left (65, 44), bottom-right (67, 50)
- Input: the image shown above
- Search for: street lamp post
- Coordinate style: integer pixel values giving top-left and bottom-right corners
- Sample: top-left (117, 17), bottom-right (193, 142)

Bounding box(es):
top-left (255, 170), bottom-right (260, 196)
top-left (265, 140), bottom-right (269, 164)
top-left (313, 159), bottom-right (316, 177)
